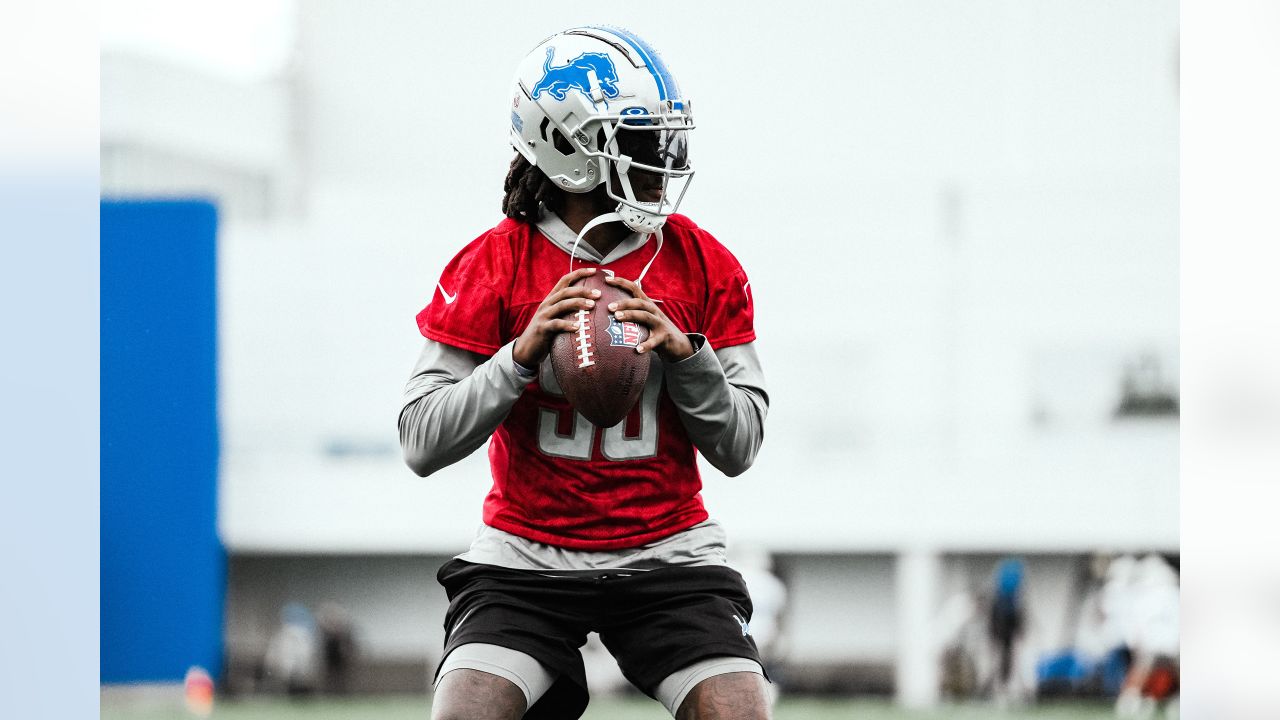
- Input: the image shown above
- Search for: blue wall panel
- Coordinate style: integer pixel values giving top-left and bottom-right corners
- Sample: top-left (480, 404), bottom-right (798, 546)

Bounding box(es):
top-left (101, 200), bottom-right (224, 683)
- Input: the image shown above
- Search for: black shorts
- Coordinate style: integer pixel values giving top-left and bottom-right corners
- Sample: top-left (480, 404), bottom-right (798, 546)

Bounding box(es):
top-left (435, 558), bottom-right (764, 720)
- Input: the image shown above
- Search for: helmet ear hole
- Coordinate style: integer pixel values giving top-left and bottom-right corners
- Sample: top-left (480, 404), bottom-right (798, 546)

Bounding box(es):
top-left (550, 129), bottom-right (576, 157)
top-left (596, 129), bottom-right (607, 153)
top-left (539, 117), bottom-right (552, 142)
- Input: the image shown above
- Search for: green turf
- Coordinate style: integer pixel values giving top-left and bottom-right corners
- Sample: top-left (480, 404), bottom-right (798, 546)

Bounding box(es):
top-left (100, 694), bottom-right (1116, 720)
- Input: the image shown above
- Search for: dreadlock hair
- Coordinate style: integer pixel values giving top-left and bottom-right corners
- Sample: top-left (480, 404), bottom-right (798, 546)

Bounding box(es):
top-left (502, 153), bottom-right (566, 222)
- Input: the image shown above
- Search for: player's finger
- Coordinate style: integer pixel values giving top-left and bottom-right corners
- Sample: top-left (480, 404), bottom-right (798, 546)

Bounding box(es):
top-left (607, 298), bottom-right (658, 314)
top-left (547, 286), bottom-right (600, 306)
top-left (547, 297), bottom-right (594, 318)
top-left (546, 318), bottom-right (580, 333)
top-left (552, 267), bottom-right (597, 291)
top-left (604, 275), bottom-right (648, 300)
top-left (636, 330), bottom-right (666, 354)
top-left (545, 287), bottom-right (598, 308)
top-left (613, 309), bottom-right (659, 327)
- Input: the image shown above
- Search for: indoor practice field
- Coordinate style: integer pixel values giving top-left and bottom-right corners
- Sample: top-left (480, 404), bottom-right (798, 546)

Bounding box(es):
top-left (100, 695), bottom-right (1118, 720)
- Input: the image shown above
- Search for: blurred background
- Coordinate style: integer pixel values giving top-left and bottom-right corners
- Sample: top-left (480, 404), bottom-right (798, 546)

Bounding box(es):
top-left (100, 1), bottom-right (1179, 718)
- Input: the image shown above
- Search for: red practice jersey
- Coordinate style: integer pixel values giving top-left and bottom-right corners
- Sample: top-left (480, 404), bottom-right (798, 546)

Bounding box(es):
top-left (417, 214), bottom-right (755, 550)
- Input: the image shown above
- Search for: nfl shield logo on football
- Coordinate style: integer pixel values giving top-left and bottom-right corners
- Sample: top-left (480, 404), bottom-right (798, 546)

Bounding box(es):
top-left (606, 316), bottom-right (642, 347)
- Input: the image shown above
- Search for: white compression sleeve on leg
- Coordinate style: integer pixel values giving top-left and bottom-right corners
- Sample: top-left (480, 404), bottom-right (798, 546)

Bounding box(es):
top-left (654, 656), bottom-right (764, 717)
top-left (436, 643), bottom-right (556, 708)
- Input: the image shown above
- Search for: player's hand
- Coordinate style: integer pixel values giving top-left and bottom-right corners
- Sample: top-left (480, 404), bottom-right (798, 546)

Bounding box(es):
top-left (512, 268), bottom-right (600, 368)
top-left (604, 276), bottom-right (695, 362)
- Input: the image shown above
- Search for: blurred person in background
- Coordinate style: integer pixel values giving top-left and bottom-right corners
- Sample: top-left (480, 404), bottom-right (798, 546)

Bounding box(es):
top-left (985, 559), bottom-right (1035, 707)
top-left (937, 560), bottom-right (1036, 705)
top-left (1115, 555), bottom-right (1179, 719)
top-left (1067, 554), bottom-right (1137, 697)
top-left (399, 26), bottom-right (771, 720)
top-left (1099, 554), bottom-right (1142, 696)
top-left (261, 602), bottom-right (320, 697)
top-left (316, 602), bottom-right (358, 695)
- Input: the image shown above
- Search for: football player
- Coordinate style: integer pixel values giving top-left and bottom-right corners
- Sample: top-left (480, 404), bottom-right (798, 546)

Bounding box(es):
top-left (400, 26), bottom-right (770, 720)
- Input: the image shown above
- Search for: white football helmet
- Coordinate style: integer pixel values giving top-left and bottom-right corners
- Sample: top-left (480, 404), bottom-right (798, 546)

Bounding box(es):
top-left (510, 26), bottom-right (694, 234)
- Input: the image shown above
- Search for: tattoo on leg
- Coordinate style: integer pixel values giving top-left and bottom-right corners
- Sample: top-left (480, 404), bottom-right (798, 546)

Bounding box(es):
top-left (431, 668), bottom-right (527, 720)
top-left (676, 671), bottom-right (770, 720)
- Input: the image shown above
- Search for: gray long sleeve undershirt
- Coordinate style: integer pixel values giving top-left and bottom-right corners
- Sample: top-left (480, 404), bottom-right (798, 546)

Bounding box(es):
top-left (664, 336), bottom-right (769, 476)
top-left (398, 336), bottom-right (769, 478)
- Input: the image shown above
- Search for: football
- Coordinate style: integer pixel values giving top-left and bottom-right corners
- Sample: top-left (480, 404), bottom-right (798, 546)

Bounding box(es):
top-left (550, 271), bottom-right (651, 427)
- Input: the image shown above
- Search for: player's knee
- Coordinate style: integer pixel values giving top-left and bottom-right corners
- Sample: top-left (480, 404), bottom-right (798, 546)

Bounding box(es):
top-left (431, 668), bottom-right (527, 720)
top-left (677, 671), bottom-right (770, 720)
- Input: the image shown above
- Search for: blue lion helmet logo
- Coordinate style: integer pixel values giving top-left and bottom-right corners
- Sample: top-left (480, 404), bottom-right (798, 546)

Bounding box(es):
top-left (531, 48), bottom-right (621, 103)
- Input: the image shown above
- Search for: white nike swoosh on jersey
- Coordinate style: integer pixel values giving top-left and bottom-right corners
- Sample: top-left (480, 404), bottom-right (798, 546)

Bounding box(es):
top-left (438, 283), bottom-right (457, 304)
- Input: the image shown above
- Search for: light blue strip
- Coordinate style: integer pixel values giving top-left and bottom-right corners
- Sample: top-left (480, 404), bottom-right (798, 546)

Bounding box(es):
top-left (585, 25), bottom-right (678, 101)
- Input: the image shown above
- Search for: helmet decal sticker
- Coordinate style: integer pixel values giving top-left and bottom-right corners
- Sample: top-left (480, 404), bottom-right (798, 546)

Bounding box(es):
top-left (531, 48), bottom-right (621, 105)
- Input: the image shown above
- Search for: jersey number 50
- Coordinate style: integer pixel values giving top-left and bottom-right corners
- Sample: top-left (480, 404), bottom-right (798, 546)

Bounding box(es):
top-left (535, 360), bottom-right (662, 460)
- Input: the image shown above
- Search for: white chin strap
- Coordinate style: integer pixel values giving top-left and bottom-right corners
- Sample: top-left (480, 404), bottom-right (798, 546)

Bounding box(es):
top-left (568, 209), bottom-right (665, 286)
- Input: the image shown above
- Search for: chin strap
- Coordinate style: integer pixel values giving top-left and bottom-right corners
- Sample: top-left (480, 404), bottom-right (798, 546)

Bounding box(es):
top-left (634, 227), bottom-right (663, 286)
top-left (568, 211), bottom-right (623, 273)
top-left (568, 211), bottom-right (665, 287)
